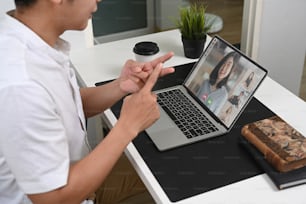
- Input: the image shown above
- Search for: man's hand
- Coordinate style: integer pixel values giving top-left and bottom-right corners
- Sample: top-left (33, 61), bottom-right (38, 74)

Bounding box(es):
top-left (118, 63), bottom-right (163, 137)
top-left (119, 52), bottom-right (175, 93)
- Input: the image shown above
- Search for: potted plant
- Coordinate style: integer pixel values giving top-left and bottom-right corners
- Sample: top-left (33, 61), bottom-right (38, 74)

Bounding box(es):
top-left (176, 3), bottom-right (211, 59)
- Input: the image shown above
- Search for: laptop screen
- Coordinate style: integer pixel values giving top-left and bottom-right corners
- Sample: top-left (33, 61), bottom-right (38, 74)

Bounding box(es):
top-left (185, 36), bottom-right (267, 128)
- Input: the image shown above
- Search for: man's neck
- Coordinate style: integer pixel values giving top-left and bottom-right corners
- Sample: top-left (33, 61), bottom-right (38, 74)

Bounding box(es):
top-left (12, 8), bottom-right (62, 47)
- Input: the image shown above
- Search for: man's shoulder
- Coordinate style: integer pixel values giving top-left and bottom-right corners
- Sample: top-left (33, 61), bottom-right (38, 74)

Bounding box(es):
top-left (0, 34), bottom-right (28, 86)
top-left (0, 32), bottom-right (26, 60)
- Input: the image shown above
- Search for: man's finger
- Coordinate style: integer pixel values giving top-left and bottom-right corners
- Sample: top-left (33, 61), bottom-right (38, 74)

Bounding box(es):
top-left (131, 65), bottom-right (143, 73)
top-left (134, 71), bottom-right (149, 82)
top-left (128, 75), bottom-right (140, 83)
top-left (150, 52), bottom-right (174, 68)
top-left (160, 67), bottom-right (175, 77)
top-left (141, 63), bottom-right (162, 93)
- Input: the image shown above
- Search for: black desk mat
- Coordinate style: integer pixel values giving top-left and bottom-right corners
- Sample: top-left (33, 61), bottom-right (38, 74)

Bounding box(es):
top-left (106, 63), bottom-right (275, 202)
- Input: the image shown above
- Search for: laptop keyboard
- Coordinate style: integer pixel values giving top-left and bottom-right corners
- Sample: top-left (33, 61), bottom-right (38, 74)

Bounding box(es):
top-left (157, 89), bottom-right (219, 139)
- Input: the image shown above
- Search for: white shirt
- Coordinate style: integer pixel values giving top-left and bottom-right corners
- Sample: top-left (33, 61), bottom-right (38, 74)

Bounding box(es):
top-left (0, 14), bottom-right (91, 204)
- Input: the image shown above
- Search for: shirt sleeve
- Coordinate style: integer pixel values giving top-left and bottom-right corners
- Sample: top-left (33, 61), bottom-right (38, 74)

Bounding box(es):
top-left (0, 82), bottom-right (69, 194)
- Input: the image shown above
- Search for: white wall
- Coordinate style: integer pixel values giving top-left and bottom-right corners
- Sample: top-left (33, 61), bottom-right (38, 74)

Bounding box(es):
top-left (0, 1), bottom-right (15, 19)
top-left (241, 0), bottom-right (306, 95)
top-left (155, 0), bottom-right (190, 30)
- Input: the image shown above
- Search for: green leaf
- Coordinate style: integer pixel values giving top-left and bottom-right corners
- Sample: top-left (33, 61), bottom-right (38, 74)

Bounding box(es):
top-left (176, 2), bottom-right (210, 40)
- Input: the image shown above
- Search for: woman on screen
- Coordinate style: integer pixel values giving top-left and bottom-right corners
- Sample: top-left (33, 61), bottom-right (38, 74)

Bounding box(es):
top-left (196, 51), bottom-right (239, 115)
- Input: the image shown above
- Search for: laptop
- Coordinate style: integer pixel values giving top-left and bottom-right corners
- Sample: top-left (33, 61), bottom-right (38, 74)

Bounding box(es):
top-left (146, 36), bottom-right (267, 151)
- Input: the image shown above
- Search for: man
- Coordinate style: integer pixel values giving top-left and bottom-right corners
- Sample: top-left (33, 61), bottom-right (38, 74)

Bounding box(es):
top-left (0, 0), bottom-right (174, 203)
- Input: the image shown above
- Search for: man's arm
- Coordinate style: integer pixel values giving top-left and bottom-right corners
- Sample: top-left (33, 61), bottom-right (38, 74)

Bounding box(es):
top-left (81, 52), bottom-right (174, 118)
top-left (80, 78), bottom-right (126, 118)
top-left (28, 120), bottom-right (135, 204)
top-left (28, 64), bottom-right (163, 204)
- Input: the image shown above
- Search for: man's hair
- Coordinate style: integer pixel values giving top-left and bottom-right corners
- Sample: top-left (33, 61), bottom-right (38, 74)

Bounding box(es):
top-left (15, 0), bottom-right (37, 7)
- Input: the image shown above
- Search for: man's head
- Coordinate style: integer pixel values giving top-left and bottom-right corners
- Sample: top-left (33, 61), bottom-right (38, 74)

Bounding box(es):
top-left (13, 0), bottom-right (99, 31)
top-left (12, 0), bottom-right (100, 46)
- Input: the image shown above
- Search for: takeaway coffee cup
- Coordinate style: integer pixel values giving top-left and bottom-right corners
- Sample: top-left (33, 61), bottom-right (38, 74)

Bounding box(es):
top-left (133, 41), bottom-right (159, 62)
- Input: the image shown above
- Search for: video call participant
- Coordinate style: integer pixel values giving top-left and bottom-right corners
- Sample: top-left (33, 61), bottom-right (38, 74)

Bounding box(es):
top-left (196, 51), bottom-right (239, 115)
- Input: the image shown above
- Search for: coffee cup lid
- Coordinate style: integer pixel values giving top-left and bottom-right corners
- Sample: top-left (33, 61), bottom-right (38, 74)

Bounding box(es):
top-left (133, 41), bottom-right (159, 56)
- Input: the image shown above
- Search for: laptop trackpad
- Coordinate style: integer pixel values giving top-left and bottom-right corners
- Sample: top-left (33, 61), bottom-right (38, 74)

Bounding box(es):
top-left (149, 108), bottom-right (176, 131)
top-left (146, 109), bottom-right (186, 151)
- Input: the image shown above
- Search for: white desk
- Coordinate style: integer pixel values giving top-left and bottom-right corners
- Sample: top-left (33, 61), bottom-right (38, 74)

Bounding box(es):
top-left (71, 29), bottom-right (306, 204)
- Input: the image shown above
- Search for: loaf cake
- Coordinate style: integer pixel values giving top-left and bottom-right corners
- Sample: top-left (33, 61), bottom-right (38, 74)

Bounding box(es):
top-left (241, 115), bottom-right (306, 172)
